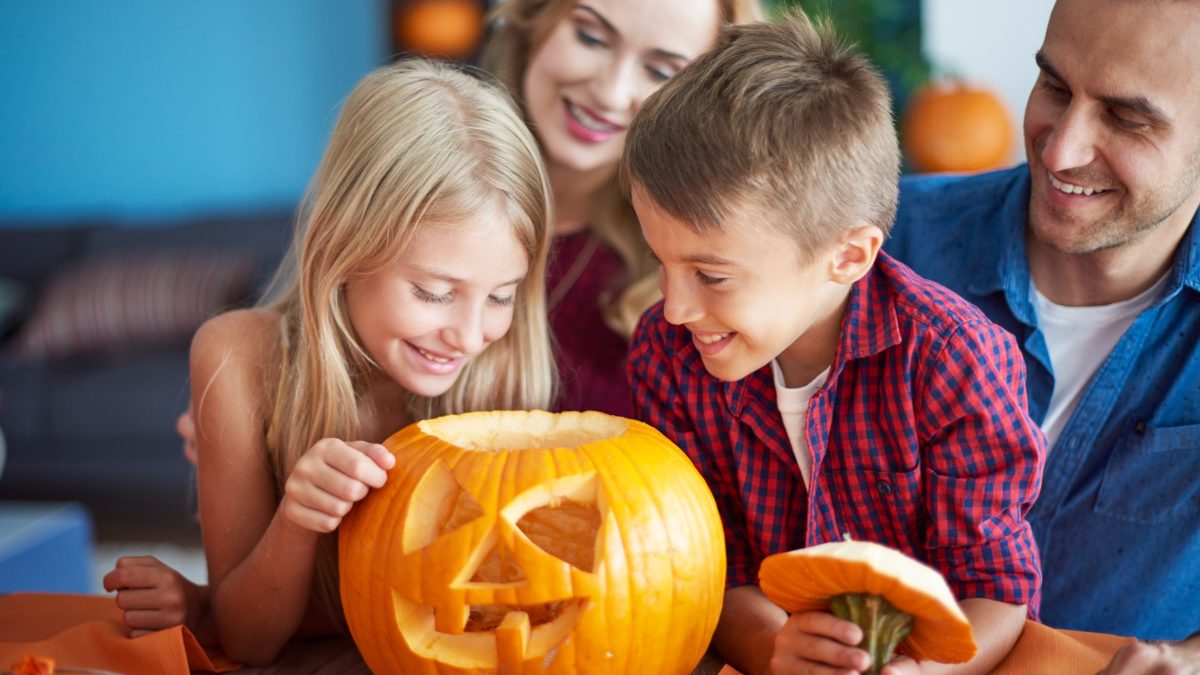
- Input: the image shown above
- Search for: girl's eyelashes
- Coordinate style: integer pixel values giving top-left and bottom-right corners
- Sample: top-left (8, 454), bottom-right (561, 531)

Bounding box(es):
top-left (413, 285), bottom-right (517, 307)
top-left (488, 294), bottom-right (516, 308)
top-left (412, 286), bottom-right (452, 304)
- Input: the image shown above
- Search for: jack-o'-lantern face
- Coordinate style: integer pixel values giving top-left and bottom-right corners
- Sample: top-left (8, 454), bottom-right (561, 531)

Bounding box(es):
top-left (339, 411), bottom-right (727, 675)
top-left (391, 463), bottom-right (605, 666)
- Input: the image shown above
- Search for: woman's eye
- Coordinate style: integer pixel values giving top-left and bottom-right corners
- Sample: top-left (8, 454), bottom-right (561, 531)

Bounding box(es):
top-left (413, 286), bottom-right (452, 304)
top-left (695, 270), bottom-right (727, 287)
top-left (645, 64), bottom-right (673, 83)
top-left (576, 28), bottom-right (606, 48)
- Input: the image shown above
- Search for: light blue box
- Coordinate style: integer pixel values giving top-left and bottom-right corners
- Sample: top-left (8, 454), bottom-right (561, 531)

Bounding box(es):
top-left (0, 501), bottom-right (94, 594)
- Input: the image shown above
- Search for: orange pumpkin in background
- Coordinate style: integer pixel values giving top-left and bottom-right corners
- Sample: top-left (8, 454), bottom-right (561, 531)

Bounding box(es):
top-left (394, 0), bottom-right (485, 60)
top-left (339, 410), bottom-right (727, 675)
top-left (902, 81), bottom-right (1014, 174)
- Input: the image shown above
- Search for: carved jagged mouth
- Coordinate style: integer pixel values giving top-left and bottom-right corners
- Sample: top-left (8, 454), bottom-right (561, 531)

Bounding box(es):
top-left (467, 601), bottom-right (569, 631)
top-left (392, 591), bottom-right (588, 668)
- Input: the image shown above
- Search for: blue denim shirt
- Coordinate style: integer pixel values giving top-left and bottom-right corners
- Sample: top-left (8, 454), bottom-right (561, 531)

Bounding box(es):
top-left (887, 164), bottom-right (1200, 640)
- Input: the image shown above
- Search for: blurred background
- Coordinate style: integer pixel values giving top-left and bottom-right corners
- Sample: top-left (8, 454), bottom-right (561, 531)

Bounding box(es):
top-left (0, 0), bottom-right (1050, 594)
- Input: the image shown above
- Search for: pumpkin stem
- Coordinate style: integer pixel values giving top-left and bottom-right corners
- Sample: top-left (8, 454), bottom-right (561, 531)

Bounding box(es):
top-left (830, 593), bottom-right (913, 675)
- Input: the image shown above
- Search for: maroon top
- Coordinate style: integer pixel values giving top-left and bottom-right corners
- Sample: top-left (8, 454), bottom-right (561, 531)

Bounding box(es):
top-left (546, 230), bottom-right (632, 417)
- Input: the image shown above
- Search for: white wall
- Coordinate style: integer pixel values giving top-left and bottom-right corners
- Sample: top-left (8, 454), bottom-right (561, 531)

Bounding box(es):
top-left (922, 0), bottom-right (1055, 164)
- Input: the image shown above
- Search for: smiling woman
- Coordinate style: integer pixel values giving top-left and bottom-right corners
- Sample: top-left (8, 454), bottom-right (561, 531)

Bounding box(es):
top-left (482, 0), bottom-right (765, 416)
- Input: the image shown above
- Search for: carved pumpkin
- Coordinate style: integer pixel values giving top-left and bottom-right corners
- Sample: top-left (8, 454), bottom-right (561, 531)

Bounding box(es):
top-left (902, 81), bottom-right (1013, 174)
top-left (759, 538), bottom-right (976, 673)
top-left (394, 0), bottom-right (484, 60)
top-left (339, 410), bottom-right (726, 674)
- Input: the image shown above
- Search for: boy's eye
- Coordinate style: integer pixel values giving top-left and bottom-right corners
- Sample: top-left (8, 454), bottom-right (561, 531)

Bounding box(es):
top-left (695, 270), bottom-right (727, 287)
top-left (413, 286), bottom-right (452, 304)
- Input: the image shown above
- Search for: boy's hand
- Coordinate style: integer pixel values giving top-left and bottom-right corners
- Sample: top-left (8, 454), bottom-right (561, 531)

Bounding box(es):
top-left (772, 610), bottom-right (873, 674)
top-left (102, 555), bottom-right (205, 637)
top-left (281, 439), bottom-right (395, 533)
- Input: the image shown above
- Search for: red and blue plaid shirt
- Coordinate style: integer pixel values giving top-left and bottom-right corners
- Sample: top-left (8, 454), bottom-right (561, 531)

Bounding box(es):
top-left (629, 252), bottom-right (1045, 614)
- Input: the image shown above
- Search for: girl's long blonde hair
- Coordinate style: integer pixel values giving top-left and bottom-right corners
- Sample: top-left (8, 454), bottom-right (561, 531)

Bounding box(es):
top-left (481, 0), bottom-right (766, 336)
top-left (261, 58), bottom-right (555, 625)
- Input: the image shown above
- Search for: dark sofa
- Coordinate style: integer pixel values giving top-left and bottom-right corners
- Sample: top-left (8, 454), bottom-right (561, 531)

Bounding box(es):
top-left (0, 213), bottom-right (293, 530)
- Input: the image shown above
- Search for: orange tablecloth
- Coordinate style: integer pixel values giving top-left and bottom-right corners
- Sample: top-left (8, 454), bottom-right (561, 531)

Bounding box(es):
top-left (0, 593), bottom-right (240, 675)
top-left (718, 619), bottom-right (1135, 674)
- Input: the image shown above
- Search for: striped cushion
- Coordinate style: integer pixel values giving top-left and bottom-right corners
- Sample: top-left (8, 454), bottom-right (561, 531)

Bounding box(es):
top-left (12, 252), bottom-right (255, 360)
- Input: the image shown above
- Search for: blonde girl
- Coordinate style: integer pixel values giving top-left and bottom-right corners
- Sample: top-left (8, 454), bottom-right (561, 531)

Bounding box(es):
top-left (145, 58), bottom-right (553, 664)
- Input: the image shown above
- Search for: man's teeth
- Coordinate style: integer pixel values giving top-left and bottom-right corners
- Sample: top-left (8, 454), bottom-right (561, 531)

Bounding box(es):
top-left (417, 347), bottom-right (451, 364)
top-left (1050, 174), bottom-right (1107, 196)
top-left (694, 333), bottom-right (730, 345)
top-left (567, 101), bottom-right (617, 133)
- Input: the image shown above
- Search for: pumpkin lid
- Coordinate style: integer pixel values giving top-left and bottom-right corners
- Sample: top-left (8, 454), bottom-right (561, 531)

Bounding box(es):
top-left (759, 539), bottom-right (977, 664)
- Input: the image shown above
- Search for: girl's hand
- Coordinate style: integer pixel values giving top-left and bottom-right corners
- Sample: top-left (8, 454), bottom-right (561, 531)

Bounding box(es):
top-left (102, 555), bottom-right (207, 637)
top-left (281, 439), bottom-right (395, 533)
top-left (177, 404), bottom-right (198, 466)
top-left (772, 610), bottom-right (873, 674)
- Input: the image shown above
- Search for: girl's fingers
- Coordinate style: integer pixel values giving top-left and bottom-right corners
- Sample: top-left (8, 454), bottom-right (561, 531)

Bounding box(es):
top-left (281, 495), bottom-right (344, 533)
top-left (122, 609), bottom-right (185, 631)
top-left (349, 441), bottom-right (396, 471)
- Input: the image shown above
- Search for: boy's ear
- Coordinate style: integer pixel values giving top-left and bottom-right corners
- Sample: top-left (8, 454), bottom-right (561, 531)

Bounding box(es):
top-left (828, 224), bottom-right (884, 284)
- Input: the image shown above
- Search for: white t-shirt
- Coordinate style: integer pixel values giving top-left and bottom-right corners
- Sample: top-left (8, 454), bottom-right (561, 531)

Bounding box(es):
top-left (771, 360), bottom-right (830, 490)
top-left (1033, 274), bottom-right (1168, 449)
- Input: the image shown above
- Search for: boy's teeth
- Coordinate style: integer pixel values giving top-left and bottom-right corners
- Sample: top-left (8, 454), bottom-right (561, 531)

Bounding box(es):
top-left (567, 101), bottom-right (616, 133)
top-left (1050, 174), bottom-right (1106, 196)
top-left (418, 347), bottom-right (451, 364)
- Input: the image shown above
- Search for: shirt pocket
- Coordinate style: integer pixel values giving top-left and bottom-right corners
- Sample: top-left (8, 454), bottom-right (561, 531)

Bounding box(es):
top-left (824, 465), bottom-right (922, 547)
top-left (1094, 422), bottom-right (1200, 523)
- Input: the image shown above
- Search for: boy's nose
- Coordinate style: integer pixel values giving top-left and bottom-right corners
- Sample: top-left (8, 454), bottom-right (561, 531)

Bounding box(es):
top-left (661, 275), bottom-right (703, 326)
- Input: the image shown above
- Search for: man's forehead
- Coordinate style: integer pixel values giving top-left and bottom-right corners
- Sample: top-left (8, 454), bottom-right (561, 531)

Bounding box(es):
top-left (1044, 0), bottom-right (1200, 107)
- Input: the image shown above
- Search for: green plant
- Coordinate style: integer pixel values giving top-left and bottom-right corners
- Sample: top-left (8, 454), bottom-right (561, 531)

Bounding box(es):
top-left (766, 0), bottom-right (931, 113)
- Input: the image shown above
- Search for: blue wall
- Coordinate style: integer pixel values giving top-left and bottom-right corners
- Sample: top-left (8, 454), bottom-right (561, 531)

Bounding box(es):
top-left (0, 1), bottom-right (389, 226)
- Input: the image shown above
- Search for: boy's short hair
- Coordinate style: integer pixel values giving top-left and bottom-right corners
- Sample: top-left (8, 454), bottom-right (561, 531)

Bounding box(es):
top-left (622, 11), bottom-right (899, 258)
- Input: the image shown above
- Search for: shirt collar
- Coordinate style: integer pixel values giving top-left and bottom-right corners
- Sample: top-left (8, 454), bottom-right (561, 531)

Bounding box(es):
top-left (964, 165), bottom-right (1038, 326)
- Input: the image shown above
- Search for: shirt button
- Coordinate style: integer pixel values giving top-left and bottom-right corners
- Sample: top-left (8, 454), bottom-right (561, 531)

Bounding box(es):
top-left (877, 481), bottom-right (892, 496)
top-left (1134, 421), bottom-right (1147, 435)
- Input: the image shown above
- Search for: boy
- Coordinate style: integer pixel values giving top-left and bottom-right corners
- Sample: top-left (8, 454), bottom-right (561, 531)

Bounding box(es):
top-left (622, 13), bottom-right (1045, 675)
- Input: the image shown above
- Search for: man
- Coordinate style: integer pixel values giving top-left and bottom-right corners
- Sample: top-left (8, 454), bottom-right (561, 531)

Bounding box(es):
top-left (887, 0), bottom-right (1200, 669)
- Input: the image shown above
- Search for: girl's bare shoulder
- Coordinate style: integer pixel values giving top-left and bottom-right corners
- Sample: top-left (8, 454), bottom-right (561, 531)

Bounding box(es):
top-left (191, 308), bottom-right (283, 370)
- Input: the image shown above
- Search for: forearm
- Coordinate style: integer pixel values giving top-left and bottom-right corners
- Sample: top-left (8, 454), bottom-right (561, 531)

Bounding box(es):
top-left (713, 585), bottom-right (787, 675)
top-left (209, 501), bottom-right (322, 665)
top-left (917, 599), bottom-right (1025, 675)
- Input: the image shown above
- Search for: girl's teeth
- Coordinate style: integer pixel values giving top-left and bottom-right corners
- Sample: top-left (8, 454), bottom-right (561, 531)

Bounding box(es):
top-left (695, 333), bottom-right (729, 345)
top-left (418, 347), bottom-right (451, 364)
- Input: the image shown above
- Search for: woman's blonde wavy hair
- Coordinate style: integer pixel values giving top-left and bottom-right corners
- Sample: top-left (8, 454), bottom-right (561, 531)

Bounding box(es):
top-left (481, 0), bottom-right (765, 337)
top-left (259, 58), bottom-right (555, 626)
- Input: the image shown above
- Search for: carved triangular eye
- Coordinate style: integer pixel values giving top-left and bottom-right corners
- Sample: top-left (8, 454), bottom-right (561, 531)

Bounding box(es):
top-left (514, 474), bottom-right (602, 573)
top-left (402, 460), bottom-right (485, 554)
